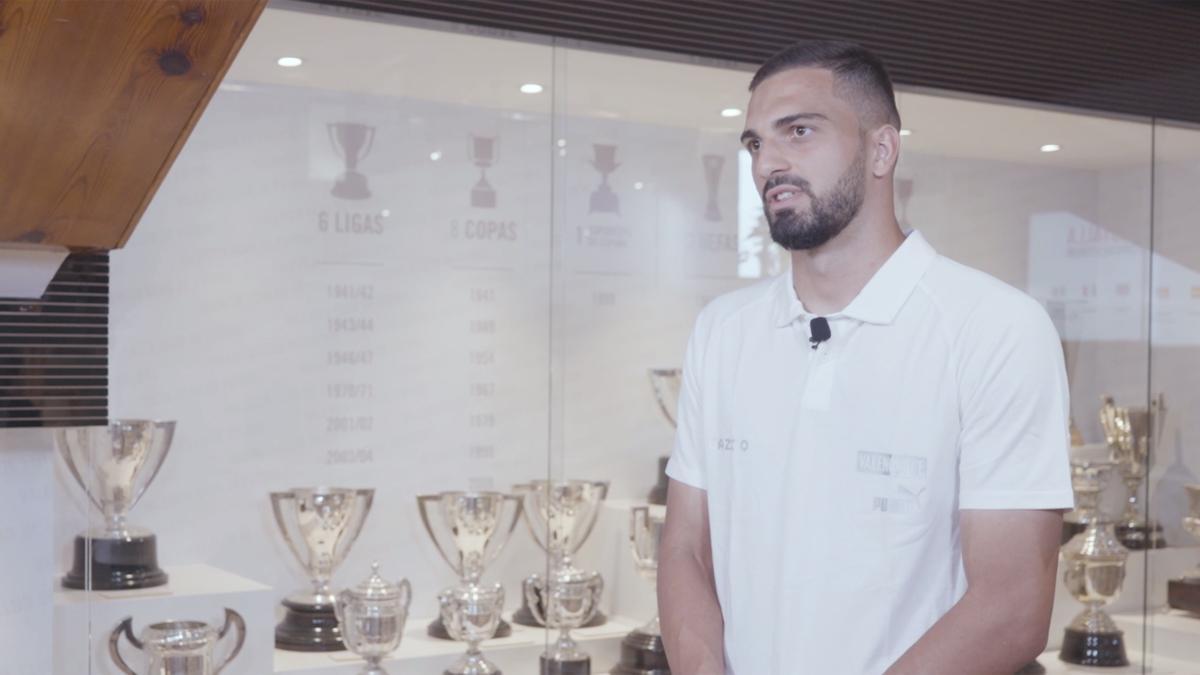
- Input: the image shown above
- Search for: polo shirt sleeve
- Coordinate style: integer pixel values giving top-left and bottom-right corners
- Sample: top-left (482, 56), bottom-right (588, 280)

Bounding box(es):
top-left (665, 315), bottom-right (708, 490)
top-left (956, 292), bottom-right (1075, 511)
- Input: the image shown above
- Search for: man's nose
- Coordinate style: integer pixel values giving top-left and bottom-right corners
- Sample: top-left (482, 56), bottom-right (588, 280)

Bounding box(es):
top-left (754, 140), bottom-right (792, 185)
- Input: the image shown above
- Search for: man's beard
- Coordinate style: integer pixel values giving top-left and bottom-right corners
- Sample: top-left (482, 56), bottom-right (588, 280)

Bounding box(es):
top-left (764, 149), bottom-right (866, 251)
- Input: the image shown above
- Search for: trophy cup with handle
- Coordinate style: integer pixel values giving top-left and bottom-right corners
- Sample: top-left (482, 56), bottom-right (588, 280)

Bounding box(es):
top-left (469, 135), bottom-right (498, 208)
top-left (1167, 484), bottom-right (1200, 613)
top-left (335, 562), bottom-right (412, 675)
top-left (57, 419), bottom-right (176, 590)
top-left (109, 608), bottom-right (245, 675)
top-left (702, 155), bottom-right (724, 222)
top-left (328, 122), bottom-right (375, 200)
top-left (612, 505), bottom-right (669, 675)
top-left (417, 490), bottom-right (522, 639)
top-left (647, 368), bottom-right (681, 506)
top-left (440, 582), bottom-right (506, 675)
top-left (511, 479), bottom-right (609, 628)
top-left (1059, 458), bottom-right (1129, 667)
top-left (526, 567), bottom-right (604, 675)
top-left (1099, 394), bottom-right (1167, 549)
top-left (271, 486), bottom-right (374, 651)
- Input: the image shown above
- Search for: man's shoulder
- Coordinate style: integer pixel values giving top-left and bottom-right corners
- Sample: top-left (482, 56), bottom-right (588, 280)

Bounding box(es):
top-left (920, 254), bottom-right (1058, 351)
top-left (694, 275), bottom-right (778, 334)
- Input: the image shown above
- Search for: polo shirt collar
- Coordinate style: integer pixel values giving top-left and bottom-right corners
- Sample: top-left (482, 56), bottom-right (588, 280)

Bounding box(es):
top-left (771, 229), bottom-right (937, 327)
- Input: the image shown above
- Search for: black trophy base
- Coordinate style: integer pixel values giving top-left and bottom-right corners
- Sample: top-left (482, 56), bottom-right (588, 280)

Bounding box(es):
top-left (427, 614), bottom-right (512, 640)
top-left (1167, 577), bottom-right (1200, 614)
top-left (275, 598), bottom-right (345, 652)
top-left (1116, 522), bottom-right (1166, 550)
top-left (1014, 660), bottom-right (1046, 674)
top-left (513, 594), bottom-right (607, 628)
top-left (1059, 627), bottom-right (1128, 667)
top-left (542, 654), bottom-right (590, 675)
top-left (648, 457), bottom-right (668, 506)
top-left (62, 534), bottom-right (168, 591)
top-left (610, 629), bottom-right (670, 674)
top-left (1061, 520), bottom-right (1086, 546)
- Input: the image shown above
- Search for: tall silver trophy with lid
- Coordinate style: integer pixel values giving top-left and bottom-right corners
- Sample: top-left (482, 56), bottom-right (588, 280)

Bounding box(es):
top-left (271, 487), bottom-right (375, 651)
top-left (1059, 458), bottom-right (1130, 667)
top-left (1099, 394), bottom-right (1167, 549)
top-left (647, 368), bottom-right (681, 506)
top-left (335, 562), bottom-right (412, 675)
top-left (513, 479), bottom-right (609, 675)
top-left (612, 505), bottom-right (670, 675)
top-left (57, 419), bottom-right (176, 590)
top-left (416, 490), bottom-right (522, 639)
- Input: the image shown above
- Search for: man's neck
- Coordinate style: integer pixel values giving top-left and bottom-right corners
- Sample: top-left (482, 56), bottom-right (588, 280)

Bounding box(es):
top-left (789, 218), bottom-right (906, 316)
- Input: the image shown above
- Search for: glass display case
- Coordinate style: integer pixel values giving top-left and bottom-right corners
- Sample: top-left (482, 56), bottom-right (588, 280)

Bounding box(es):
top-left (31, 1), bottom-right (1200, 673)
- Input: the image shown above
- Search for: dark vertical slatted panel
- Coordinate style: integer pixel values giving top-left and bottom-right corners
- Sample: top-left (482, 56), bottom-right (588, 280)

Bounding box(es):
top-left (302, 0), bottom-right (1200, 124)
top-left (0, 253), bottom-right (108, 428)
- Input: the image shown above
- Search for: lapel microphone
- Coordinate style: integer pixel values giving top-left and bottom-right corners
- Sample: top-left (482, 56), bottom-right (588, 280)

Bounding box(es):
top-left (809, 317), bottom-right (831, 349)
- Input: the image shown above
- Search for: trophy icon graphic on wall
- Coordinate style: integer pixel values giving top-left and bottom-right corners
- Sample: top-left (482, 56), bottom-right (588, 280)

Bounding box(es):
top-left (702, 154), bottom-right (724, 221)
top-left (469, 135), bottom-right (498, 208)
top-left (589, 143), bottom-right (620, 214)
top-left (328, 122), bottom-right (375, 200)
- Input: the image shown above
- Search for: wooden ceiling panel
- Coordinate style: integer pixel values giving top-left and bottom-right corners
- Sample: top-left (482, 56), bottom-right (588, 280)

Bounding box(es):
top-left (0, 0), bottom-right (267, 250)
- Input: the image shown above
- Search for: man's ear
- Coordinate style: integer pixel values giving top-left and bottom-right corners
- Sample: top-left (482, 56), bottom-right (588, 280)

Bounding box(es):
top-left (870, 125), bottom-right (901, 178)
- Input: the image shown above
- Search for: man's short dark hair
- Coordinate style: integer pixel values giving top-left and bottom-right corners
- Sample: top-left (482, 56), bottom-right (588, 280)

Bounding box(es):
top-left (750, 40), bottom-right (901, 131)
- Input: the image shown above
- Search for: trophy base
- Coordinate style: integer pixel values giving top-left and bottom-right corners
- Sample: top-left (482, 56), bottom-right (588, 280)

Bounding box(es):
top-left (542, 653), bottom-right (590, 675)
top-left (1061, 520), bottom-right (1086, 546)
top-left (1059, 627), bottom-right (1128, 667)
top-left (427, 615), bottom-right (513, 640)
top-left (1115, 522), bottom-right (1167, 550)
top-left (648, 457), bottom-right (668, 506)
top-left (588, 188), bottom-right (619, 215)
top-left (513, 597), bottom-right (607, 629)
top-left (332, 171), bottom-right (371, 200)
top-left (62, 534), bottom-right (168, 590)
top-left (471, 186), bottom-right (496, 209)
top-left (1167, 577), bottom-right (1200, 613)
top-left (610, 629), bottom-right (669, 674)
top-left (275, 598), bottom-right (345, 652)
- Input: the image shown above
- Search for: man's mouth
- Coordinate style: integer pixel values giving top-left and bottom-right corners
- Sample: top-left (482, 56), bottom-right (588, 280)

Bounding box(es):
top-left (765, 185), bottom-right (806, 207)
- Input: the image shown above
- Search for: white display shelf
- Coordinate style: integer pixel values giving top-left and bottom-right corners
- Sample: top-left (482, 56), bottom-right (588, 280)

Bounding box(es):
top-left (274, 613), bottom-right (640, 674)
top-left (54, 563), bottom-right (275, 675)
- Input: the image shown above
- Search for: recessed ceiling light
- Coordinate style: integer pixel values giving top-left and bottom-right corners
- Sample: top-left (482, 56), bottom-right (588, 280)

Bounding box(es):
top-left (520, 83), bottom-right (544, 94)
top-left (720, 107), bottom-right (743, 118)
top-left (277, 56), bottom-right (303, 68)
top-left (430, 151), bottom-right (442, 161)
top-left (899, 129), bottom-right (912, 137)
top-left (556, 139), bottom-right (567, 148)
top-left (1041, 144), bottom-right (1061, 153)
top-left (634, 181), bottom-right (644, 190)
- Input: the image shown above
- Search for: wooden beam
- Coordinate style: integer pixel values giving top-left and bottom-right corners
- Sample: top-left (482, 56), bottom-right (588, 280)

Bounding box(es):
top-left (0, 0), bottom-right (267, 250)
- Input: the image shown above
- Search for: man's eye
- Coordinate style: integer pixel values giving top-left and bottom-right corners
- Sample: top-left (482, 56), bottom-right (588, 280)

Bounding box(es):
top-left (745, 139), bottom-right (760, 152)
top-left (792, 126), bottom-right (811, 138)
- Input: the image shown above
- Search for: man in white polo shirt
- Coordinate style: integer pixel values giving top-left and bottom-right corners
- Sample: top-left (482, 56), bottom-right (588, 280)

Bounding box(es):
top-left (658, 40), bottom-right (1074, 675)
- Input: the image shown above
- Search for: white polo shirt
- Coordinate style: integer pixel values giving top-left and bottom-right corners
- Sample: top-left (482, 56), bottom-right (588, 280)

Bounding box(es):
top-left (666, 230), bottom-right (1074, 675)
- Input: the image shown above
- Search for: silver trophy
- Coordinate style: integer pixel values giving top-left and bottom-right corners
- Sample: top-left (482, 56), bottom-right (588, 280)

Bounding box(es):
top-left (335, 562), bottom-right (412, 675)
top-left (588, 144), bottom-right (620, 214)
top-left (613, 506), bottom-right (668, 674)
top-left (417, 491), bottom-right (522, 639)
top-left (1168, 484), bottom-right (1200, 613)
top-left (525, 567), bottom-right (605, 675)
top-left (702, 154), bottom-right (724, 222)
top-left (109, 608), bottom-right (245, 675)
top-left (647, 368), bottom-right (682, 505)
top-left (57, 419), bottom-right (176, 590)
top-left (469, 135), bottom-right (498, 208)
top-left (271, 487), bottom-right (374, 651)
top-left (439, 581), bottom-right (506, 675)
top-left (328, 122), bottom-right (375, 200)
top-left (512, 479), bottom-right (609, 629)
top-left (1059, 459), bottom-right (1129, 667)
top-left (1099, 394), bottom-right (1167, 549)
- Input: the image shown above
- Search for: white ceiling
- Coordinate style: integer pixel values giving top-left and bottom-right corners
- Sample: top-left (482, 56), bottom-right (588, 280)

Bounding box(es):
top-left (225, 5), bottom-right (1200, 170)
